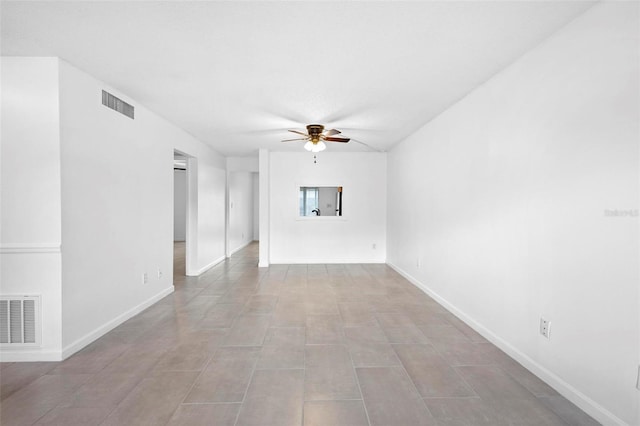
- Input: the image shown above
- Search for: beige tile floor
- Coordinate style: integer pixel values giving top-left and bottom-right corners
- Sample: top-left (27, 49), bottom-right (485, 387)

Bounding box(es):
top-left (0, 242), bottom-right (600, 425)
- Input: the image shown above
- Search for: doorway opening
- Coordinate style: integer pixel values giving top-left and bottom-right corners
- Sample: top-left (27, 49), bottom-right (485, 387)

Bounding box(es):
top-left (173, 152), bottom-right (188, 282)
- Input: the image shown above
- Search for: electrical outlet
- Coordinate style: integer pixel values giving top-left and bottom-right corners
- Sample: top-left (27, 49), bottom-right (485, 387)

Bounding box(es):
top-left (242, 233), bottom-right (245, 240)
top-left (540, 317), bottom-right (550, 339)
top-left (157, 269), bottom-right (162, 279)
top-left (143, 273), bottom-right (148, 285)
top-left (416, 257), bottom-right (421, 268)
top-left (372, 243), bottom-right (376, 250)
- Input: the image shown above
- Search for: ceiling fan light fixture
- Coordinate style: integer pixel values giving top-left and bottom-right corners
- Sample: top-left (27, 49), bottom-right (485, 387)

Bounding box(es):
top-left (314, 141), bottom-right (327, 152)
top-left (304, 140), bottom-right (326, 152)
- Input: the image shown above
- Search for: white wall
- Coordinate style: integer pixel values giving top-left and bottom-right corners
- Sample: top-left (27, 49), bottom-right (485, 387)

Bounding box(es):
top-left (228, 171), bottom-right (254, 254)
top-left (0, 58), bottom-right (63, 360)
top-left (258, 149), bottom-right (270, 267)
top-left (252, 172), bottom-right (259, 240)
top-left (317, 187), bottom-right (338, 216)
top-left (193, 161), bottom-right (226, 274)
top-left (56, 59), bottom-right (226, 355)
top-left (173, 170), bottom-right (187, 241)
top-left (227, 156), bottom-right (258, 172)
top-left (269, 152), bottom-right (386, 263)
top-left (387, 3), bottom-right (638, 425)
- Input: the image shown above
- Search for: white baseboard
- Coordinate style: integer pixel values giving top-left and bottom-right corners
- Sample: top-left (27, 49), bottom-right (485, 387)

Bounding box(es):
top-left (228, 240), bottom-right (253, 257)
top-left (270, 258), bottom-right (386, 264)
top-left (386, 261), bottom-right (628, 426)
top-left (0, 243), bottom-right (61, 254)
top-left (0, 350), bottom-right (63, 362)
top-left (60, 286), bottom-right (174, 360)
top-left (196, 255), bottom-right (226, 275)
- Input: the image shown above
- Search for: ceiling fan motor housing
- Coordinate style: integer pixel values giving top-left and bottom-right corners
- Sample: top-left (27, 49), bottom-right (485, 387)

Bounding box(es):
top-left (307, 124), bottom-right (324, 143)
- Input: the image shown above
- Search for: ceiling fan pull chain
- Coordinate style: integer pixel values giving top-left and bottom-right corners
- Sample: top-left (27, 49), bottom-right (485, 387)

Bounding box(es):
top-left (314, 154), bottom-right (317, 164)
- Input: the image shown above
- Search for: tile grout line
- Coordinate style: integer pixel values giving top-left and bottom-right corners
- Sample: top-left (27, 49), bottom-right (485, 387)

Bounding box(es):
top-left (387, 329), bottom-right (440, 422)
top-left (232, 350), bottom-right (259, 423)
top-left (231, 268), bottom-right (284, 426)
top-left (301, 301), bottom-right (308, 426)
top-left (347, 363), bottom-right (373, 426)
top-left (347, 300), bottom-right (374, 426)
top-left (371, 303), bottom-right (440, 422)
top-left (177, 350), bottom-right (217, 399)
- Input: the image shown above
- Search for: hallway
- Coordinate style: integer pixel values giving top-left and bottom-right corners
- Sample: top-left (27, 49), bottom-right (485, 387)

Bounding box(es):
top-left (0, 243), bottom-right (598, 425)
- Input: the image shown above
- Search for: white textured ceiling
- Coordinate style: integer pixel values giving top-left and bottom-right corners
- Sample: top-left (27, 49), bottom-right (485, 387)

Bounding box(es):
top-left (1, 1), bottom-right (594, 156)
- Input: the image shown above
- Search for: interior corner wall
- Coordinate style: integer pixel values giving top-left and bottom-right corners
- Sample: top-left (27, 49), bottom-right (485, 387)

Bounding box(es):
top-left (269, 152), bottom-right (386, 264)
top-left (228, 171), bottom-right (254, 254)
top-left (0, 57), bottom-right (63, 360)
top-left (386, 3), bottom-right (639, 425)
top-left (58, 59), bottom-right (226, 355)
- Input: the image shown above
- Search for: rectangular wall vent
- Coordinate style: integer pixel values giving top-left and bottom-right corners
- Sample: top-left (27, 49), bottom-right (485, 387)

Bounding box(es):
top-left (0, 296), bottom-right (41, 346)
top-left (102, 90), bottom-right (135, 119)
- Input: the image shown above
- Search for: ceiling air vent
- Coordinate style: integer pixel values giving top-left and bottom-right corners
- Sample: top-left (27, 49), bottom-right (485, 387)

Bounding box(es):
top-left (102, 90), bottom-right (134, 119)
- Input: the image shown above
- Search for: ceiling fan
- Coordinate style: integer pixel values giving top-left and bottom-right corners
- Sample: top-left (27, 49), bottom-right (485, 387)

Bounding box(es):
top-left (281, 124), bottom-right (350, 152)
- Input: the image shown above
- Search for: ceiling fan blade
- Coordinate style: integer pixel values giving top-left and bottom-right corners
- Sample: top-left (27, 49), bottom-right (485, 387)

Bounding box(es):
top-left (324, 129), bottom-right (341, 136)
top-left (281, 138), bottom-right (308, 142)
top-left (324, 136), bottom-right (350, 143)
top-left (288, 129), bottom-right (309, 137)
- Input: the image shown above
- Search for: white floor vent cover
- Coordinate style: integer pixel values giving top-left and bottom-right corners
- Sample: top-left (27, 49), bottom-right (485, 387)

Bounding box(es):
top-left (0, 296), bottom-right (41, 346)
